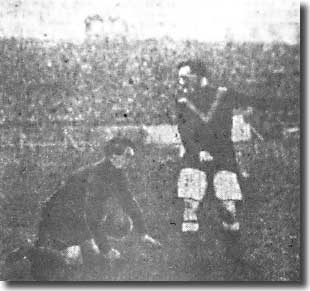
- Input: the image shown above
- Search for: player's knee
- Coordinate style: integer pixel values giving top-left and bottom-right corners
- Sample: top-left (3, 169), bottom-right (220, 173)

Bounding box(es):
top-left (61, 245), bottom-right (83, 264)
top-left (218, 200), bottom-right (238, 224)
top-left (214, 171), bottom-right (242, 201)
top-left (177, 168), bottom-right (207, 201)
top-left (217, 199), bottom-right (243, 235)
top-left (181, 198), bottom-right (201, 233)
top-left (183, 198), bottom-right (199, 221)
top-left (222, 200), bottom-right (237, 217)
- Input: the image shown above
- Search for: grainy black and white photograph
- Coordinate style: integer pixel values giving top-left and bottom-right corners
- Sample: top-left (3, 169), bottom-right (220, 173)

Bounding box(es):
top-left (0, 0), bottom-right (301, 282)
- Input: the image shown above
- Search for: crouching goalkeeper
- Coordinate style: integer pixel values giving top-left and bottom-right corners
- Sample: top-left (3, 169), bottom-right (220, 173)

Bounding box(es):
top-left (36, 137), bottom-right (161, 265)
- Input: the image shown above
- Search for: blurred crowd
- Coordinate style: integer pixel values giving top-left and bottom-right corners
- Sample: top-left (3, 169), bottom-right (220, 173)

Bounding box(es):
top-left (0, 37), bottom-right (299, 147)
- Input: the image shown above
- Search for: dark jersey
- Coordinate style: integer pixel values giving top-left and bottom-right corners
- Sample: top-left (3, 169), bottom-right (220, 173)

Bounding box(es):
top-left (176, 86), bottom-right (253, 171)
top-left (37, 160), bottom-right (146, 252)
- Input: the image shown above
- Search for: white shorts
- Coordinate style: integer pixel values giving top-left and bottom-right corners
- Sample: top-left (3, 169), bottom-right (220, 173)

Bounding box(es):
top-left (178, 168), bottom-right (242, 201)
top-left (177, 168), bottom-right (207, 201)
top-left (214, 171), bottom-right (242, 200)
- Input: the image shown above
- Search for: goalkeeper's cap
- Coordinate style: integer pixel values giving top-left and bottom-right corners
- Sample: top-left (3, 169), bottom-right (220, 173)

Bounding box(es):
top-left (177, 60), bottom-right (210, 78)
top-left (104, 137), bottom-right (136, 157)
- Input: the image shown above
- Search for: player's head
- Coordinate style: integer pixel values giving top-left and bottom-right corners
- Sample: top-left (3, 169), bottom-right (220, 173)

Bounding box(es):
top-left (84, 14), bottom-right (104, 40)
top-left (105, 137), bottom-right (136, 169)
top-left (177, 60), bottom-right (209, 93)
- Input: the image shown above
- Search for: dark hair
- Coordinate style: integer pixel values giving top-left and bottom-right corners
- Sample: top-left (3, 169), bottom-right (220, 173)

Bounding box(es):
top-left (84, 14), bottom-right (104, 27)
top-left (177, 60), bottom-right (210, 78)
top-left (104, 137), bottom-right (136, 157)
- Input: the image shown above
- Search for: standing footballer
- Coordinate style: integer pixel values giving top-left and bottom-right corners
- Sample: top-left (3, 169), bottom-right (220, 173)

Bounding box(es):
top-left (175, 60), bottom-right (263, 262)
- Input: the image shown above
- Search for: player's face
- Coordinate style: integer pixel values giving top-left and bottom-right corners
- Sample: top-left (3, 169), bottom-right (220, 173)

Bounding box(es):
top-left (178, 66), bottom-right (200, 94)
top-left (110, 147), bottom-right (134, 169)
top-left (85, 20), bottom-right (104, 40)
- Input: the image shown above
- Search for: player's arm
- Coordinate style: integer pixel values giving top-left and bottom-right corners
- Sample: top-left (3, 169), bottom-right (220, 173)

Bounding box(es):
top-left (177, 97), bottom-right (209, 123)
top-left (178, 87), bottom-right (227, 123)
top-left (85, 196), bottom-right (111, 254)
top-left (115, 173), bottom-right (146, 233)
top-left (176, 102), bottom-right (203, 155)
top-left (176, 87), bottom-right (227, 158)
top-left (232, 90), bottom-right (266, 141)
top-left (116, 173), bottom-right (161, 247)
top-left (232, 90), bottom-right (269, 112)
top-left (178, 126), bottom-right (202, 156)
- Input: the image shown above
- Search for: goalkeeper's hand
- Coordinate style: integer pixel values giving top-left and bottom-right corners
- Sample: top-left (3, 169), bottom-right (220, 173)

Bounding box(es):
top-left (141, 234), bottom-right (162, 248)
top-left (177, 97), bottom-right (188, 104)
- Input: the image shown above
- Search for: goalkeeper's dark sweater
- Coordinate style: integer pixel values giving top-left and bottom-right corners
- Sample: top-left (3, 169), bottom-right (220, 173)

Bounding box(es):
top-left (37, 160), bottom-right (146, 253)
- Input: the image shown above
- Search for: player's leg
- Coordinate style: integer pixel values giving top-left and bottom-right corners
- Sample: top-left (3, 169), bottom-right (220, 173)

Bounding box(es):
top-left (118, 194), bottom-right (146, 235)
top-left (213, 170), bottom-right (243, 259)
top-left (37, 201), bottom-right (100, 266)
top-left (117, 192), bottom-right (162, 247)
top-left (86, 215), bottom-right (120, 261)
top-left (36, 206), bottom-right (73, 251)
top-left (177, 168), bottom-right (208, 234)
top-left (177, 167), bottom-right (210, 279)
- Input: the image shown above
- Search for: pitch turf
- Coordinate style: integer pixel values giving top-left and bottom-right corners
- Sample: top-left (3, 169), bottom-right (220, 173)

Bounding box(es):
top-left (0, 136), bottom-right (300, 281)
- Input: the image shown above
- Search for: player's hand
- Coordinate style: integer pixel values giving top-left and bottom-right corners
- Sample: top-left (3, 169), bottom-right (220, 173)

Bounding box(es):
top-left (177, 97), bottom-right (188, 104)
top-left (104, 248), bottom-right (121, 261)
top-left (179, 144), bottom-right (186, 158)
top-left (199, 151), bottom-right (213, 162)
top-left (218, 86), bottom-right (227, 92)
top-left (141, 234), bottom-right (162, 248)
top-left (241, 170), bottom-right (250, 178)
top-left (243, 106), bottom-right (254, 123)
top-left (245, 106), bottom-right (253, 115)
